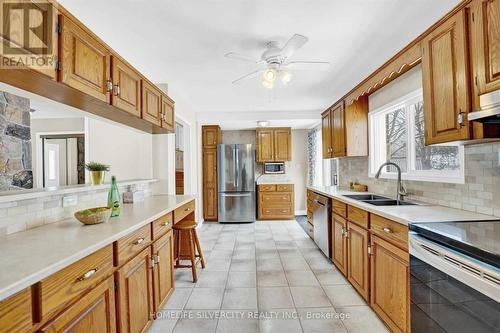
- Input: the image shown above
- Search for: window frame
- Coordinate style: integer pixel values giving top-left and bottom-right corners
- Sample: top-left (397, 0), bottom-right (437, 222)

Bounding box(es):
top-left (368, 89), bottom-right (465, 184)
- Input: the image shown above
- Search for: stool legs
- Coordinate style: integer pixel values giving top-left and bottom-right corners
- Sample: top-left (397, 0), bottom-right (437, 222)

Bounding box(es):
top-left (192, 229), bottom-right (205, 269)
top-left (188, 229), bottom-right (198, 282)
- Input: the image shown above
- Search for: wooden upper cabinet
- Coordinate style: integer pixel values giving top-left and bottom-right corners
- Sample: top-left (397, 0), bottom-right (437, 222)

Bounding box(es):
top-left (421, 9), bottom-right (471, 144)
top-left (161, 95), bottom-right (175, 132)
top-left (370, 235), bottom-right (410, 333)
top-left (331, 102), bottom-right (346, 158)
top-left (116, 247), bottom-right (154, 333)
top-left (256, 129), bottom-right (274, 162)
top-left (39, 277), bottom-right (116, 333)
top-left (202, 125), bottom-right (221, 149)
top-left (273, 128), bottom-right (292, 161)
top-left (256, 127), bottom-right (292, 162)
top-left (332, 213), bottom-right (348, 276)
top-left (321, 110), bottom-right (333, 159)
top-left (347, 222), bottom-right (369, 301)
top-left (0, 0), bottom-right (58, 80)
top-left (152, 231), bottom-right (174, 313)
top-left (470, 0), bottom-right (500, 109)
top-left (59, 15), bottom-right (111, 102)
top-left (142, 80), bottom-right (162, 126)
top-left (111, 56), bottom-right (141, 117)
top-left (345, 96), bottom-right (368, 157)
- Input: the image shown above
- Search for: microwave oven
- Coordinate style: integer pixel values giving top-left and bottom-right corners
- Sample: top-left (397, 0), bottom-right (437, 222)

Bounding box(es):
top-left (263, 162), bottom-right (285, 174)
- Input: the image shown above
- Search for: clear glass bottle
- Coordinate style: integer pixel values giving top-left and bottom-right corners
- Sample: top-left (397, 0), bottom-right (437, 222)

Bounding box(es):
top-left (108, 176), bottom-right (121, 217)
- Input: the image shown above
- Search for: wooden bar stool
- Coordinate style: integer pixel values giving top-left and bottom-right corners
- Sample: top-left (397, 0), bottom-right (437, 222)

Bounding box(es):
top-left (173, 220), bottom-right (205, 282)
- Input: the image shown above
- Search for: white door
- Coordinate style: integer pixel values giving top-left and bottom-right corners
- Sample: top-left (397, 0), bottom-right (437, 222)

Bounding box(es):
top-left (44, 143), bottom-right (60, 187)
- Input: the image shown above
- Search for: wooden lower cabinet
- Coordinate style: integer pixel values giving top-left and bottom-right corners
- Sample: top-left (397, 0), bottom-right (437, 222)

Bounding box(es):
top-left (370, 235), bottom-right (410, 333)
top-left (258, 184), bottom-right (294, 220)
top-left (152, 230), bottom-right (175, 313)
top-left (39, 277), bottom-right (116, 333)
top-left (0, 288), bottom-right (33, 333)
top-left (331, 213), bottom-right (347, 275)
top-left (347, 222), bottom-right (369, 301)
top-left (116, 247), bottom-right (154, 333)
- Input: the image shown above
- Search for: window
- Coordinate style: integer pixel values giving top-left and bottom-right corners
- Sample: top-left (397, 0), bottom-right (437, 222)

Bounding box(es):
top-left (307, 127), bottom-right (323, 186)
top-left (369, 89), bottom-right (464, 183)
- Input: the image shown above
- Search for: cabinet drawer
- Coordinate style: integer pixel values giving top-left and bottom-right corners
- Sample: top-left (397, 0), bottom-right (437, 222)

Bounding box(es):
top-left (261, 193), bottom-right (293, 206)
top-left (174, 200), bottom-right (195, 223)
top-left (332, 200), bottom-right (347, 218)
top-left (347, 205), bottom-right (369, 228)
top-left (371, 214), bottom-right (408, 250)
top-left (259, 184), bottom-right (276, 192)
top-left (152, 212), bottom-right (173, 240)
top-left (0, 288), bottom-right (33, 333)
top-left (115, 224), bottom-right (152, 266)
top-left (40, 245), bottom-right (113, 320)
top-left (260, 207), bottom-right (293, 218)
top-left (276, 184), bottom-right (293, 192)
top-left (307, 190), bottom-right (314, 200)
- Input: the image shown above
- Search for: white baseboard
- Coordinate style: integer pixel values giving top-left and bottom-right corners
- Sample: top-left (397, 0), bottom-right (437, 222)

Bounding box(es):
top-left (295, 210), bottom-right (306, 216)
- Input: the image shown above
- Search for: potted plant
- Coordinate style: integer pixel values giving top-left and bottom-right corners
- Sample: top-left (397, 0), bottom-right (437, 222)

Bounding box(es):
top-left (85, 162), bottom-right (110, 185)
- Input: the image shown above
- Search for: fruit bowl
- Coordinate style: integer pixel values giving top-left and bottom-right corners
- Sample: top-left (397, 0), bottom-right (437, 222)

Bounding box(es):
top-left (74, 207), bottom-right (111, 225)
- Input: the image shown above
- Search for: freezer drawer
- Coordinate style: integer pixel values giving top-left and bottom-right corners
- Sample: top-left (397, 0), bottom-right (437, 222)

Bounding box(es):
top-left (218, 192), bottom-right (256, 223)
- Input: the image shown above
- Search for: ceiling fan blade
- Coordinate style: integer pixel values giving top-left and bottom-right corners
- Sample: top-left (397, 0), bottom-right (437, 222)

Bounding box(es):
top-left (285, 61), bottom-right (330, 71)
top-left (232, 69), bottom-right (262, 85)
top-left (280, 34), bottom-right (309, 59)
top-left (225, 52), bottom-right (261, 63)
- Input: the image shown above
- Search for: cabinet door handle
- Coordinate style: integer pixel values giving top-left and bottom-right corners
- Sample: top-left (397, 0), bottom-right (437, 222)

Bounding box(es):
top-left (113, 84), bottom-right (121, 96)
top-left (133, 237), bottom-right (145, 245)
top-left (106, 79), bottom-right (113, 93)
top-left (77, 268), bottom-right (98, 281)
top-left (163, 221), bottom-right (171, 227)
top-left (457, 110), bottom-right (464, 128)
top-left (382, 227), bottom-right (392, 234)
top-left (185, 207), bottom-right (191, 212)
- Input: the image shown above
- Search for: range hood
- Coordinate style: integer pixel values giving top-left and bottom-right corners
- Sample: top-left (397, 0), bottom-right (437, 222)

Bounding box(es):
top-left (468, 90), bottom-right (500, 123)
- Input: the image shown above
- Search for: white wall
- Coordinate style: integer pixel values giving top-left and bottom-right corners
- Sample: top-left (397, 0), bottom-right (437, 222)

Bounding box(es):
top-left (86, 117), bottom-right (153, 181)
top-left (31, 117), bottom-right (85, 187)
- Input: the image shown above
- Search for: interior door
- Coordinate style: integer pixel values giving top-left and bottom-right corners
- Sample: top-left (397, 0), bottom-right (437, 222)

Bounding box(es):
top-left (43, 140), bottom-right (65, 187)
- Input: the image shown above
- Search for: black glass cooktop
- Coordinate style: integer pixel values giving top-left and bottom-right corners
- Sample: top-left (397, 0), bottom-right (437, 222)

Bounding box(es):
top-left (409, 220), bottom-right (500, 269)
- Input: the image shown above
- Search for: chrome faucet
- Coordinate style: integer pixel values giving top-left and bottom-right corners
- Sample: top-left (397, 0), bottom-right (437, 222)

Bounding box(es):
top-left (375, 161), bottom-right (407, 202)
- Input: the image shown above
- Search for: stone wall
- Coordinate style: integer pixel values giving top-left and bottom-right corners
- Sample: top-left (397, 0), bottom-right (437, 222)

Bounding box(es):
top-left (337, 142), bottom-right (500, 217)
top-left (0, 91), bottom-right (33, 190)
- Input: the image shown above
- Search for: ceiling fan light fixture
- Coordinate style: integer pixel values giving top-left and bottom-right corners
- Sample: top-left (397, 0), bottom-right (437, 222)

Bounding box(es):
top-left (279, 70), bottom-right (292, 84)
top-left (262, 68), bottom-right (277, 82)
top-left (262, 79), bottom-right (274, 89)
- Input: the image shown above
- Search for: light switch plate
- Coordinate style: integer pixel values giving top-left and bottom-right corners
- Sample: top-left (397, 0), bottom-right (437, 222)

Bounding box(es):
top-left (62, 195), bottom-right (78, 207)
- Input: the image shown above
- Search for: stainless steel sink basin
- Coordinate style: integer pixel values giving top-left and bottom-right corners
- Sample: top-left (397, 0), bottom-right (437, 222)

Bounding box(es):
top-left (362, 199), bottom-right (416, 206)
top-left (343, 194), bottom-right (390, 201)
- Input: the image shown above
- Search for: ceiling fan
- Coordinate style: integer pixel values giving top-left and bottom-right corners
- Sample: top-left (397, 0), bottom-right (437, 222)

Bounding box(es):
top-left (225, 34), bottom-right (330, 89)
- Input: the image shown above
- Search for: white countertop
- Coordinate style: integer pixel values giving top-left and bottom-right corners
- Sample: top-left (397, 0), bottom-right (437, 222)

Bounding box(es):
top-left (0, 194), bottom-right (195, 301)
top-left (307, 186), bottom-right (497, 225)
top-left (256, 175), bottom-right (293, 185)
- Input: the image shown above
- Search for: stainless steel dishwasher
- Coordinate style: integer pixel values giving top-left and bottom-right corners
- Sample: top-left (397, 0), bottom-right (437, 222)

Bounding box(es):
top-left (312, 193), bottom-right (330, 257)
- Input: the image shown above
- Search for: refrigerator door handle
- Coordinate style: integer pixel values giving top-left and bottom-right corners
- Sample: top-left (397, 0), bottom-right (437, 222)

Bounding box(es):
top-left (220, 192), bottom-right (252, 197)
top-left (234, 147), bottom-right (239, 188)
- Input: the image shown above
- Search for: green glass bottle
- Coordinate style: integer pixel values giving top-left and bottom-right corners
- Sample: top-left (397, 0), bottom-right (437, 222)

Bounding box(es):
top-left (108, 176), bottom-right (121, 217)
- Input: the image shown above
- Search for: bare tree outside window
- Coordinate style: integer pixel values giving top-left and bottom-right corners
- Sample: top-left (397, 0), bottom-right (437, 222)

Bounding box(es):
top-left (412, 101), bottom-right (459, 171)
top-left (385, 107), bottom-right (407, 172)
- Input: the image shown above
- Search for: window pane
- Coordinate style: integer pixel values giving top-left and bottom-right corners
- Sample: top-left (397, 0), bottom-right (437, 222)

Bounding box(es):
top-left (385, 107), bottom-right (407, 172)
top-left (413, 101), bottom-right (459, 171)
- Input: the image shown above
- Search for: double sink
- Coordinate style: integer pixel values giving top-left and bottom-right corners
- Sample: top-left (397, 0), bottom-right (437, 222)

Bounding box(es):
top-left (343, 194), bottom-right (417, 206)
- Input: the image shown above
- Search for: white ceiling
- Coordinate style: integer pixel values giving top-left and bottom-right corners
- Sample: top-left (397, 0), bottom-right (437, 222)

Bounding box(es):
top-left (58, 0), bottom-right (460, 126)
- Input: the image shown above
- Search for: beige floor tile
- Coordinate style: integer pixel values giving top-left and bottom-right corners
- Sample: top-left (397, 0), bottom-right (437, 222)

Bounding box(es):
top-left (336, 306), bottom-right (390, 333)
top-left (258, 287), bottom-right (294, 309)
top-left (230, 258), bottom-right (257, 272)
top-left (297, 307), bottom-right (347, 333)
top-left (323, 285), bottom-right (366, 307)
top-left (163, 288), bottom-right (193, 310)
top-left (222, 288), bottom-right (258, 309)
top-left (195, 271), bottom-right (228, 288)
top-left (257, 271), bottom-right (288, 287)
top-left (256, 258), bottom-right (283, 271)
top-left (185, 288), bottom-right (225, 310)
top-left (285, 270), bottom-right (319, 286)
top-left (290, 286), bottom-right (331, 308)
top-left (281, 256), bottom-right (311, 271)
top-left (226, 271), bottom-right (257, 288)
top-left (313, 269), bottom-right (349, 285)
top-left (259, 309), bottom-right (303, 333)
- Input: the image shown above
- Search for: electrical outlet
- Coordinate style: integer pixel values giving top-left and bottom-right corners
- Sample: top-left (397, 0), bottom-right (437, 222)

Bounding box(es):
top-left (62, 195), bottom-right (78, 207)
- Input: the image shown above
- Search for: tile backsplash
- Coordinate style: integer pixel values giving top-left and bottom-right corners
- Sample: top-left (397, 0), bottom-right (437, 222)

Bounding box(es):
top-left (0, 181), bottom-right (153, 236)
top-left (337, 142), bottom-right (500, 217)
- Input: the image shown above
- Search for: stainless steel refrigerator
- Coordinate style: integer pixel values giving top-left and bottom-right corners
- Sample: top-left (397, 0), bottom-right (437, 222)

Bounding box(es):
top-left (217, 144), bottom-right (256, 223)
